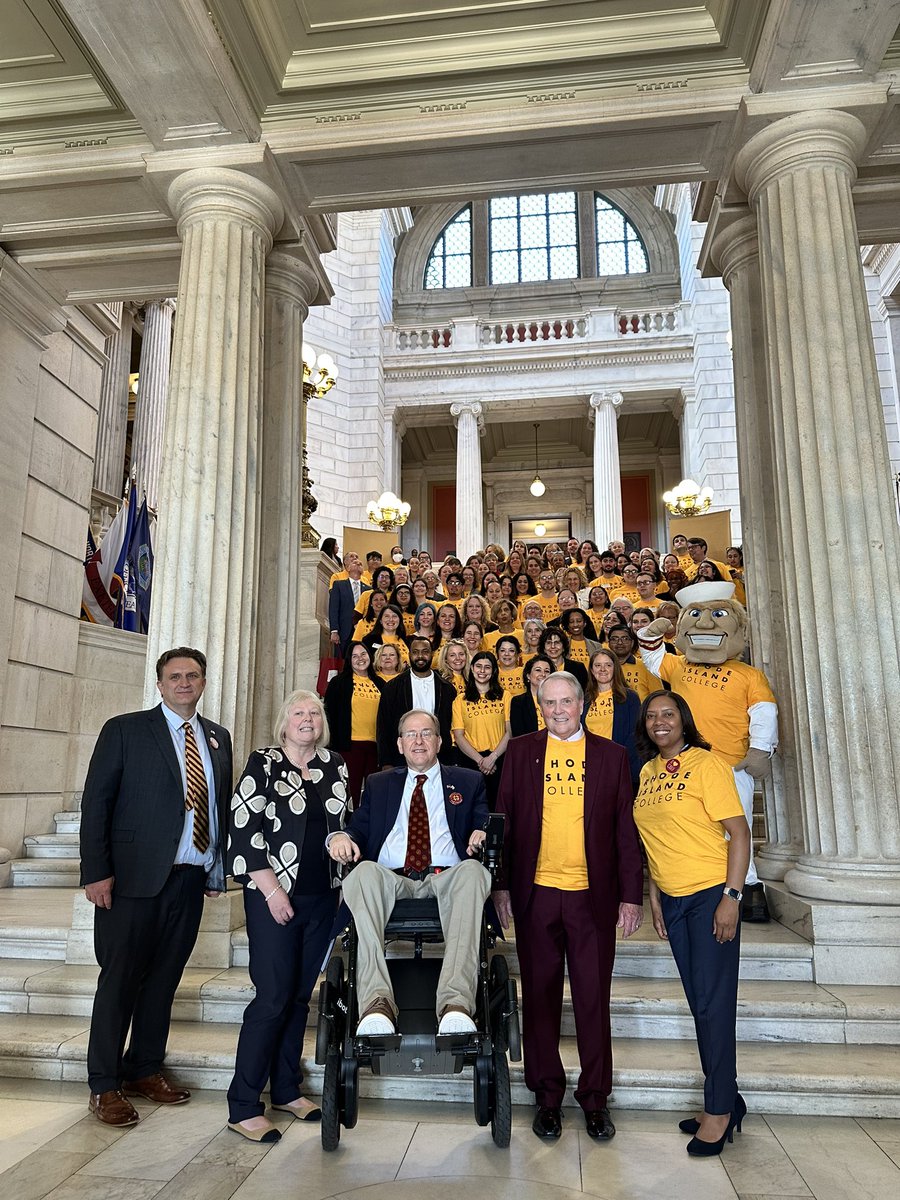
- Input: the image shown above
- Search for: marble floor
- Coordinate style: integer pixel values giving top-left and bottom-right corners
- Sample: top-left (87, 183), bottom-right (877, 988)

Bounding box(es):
top-left (0, 1079), bottom-right (897, 1200)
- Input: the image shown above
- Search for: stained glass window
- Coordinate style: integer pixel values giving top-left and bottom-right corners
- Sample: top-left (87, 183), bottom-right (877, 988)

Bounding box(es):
top-left (424, 207), bottom-right (472, 288)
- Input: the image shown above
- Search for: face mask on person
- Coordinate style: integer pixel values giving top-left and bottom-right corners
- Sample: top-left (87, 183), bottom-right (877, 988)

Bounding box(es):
top-left (392, 552), bottom-right (403, 563)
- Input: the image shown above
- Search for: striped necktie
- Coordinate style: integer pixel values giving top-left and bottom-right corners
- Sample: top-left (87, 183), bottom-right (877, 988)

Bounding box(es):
top-left (182, 721), bottom-right (210, 854)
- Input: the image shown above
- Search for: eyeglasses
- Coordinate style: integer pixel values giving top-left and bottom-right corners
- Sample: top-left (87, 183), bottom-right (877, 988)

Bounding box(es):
top-left (400, 729), bottom-right (437, 741)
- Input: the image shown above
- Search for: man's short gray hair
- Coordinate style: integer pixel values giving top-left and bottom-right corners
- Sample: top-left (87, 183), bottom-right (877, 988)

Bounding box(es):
top-left (397, 709), bottom-right (441, 737)
top-left (537, 671), bottom-right (584, 706)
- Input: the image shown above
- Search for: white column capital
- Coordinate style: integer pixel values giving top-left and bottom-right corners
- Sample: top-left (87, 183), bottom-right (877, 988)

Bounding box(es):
top-left (589, 390), bottom-right (624, 415)
top-left (450, 400), bottom-right (485, 434)
top-left (709, 214), bottom-right (759, 286)
top-left (734, 109), bottom-right (867, 204)
top-left (265, 248), bottom-right (320, 315)
top-left (168, 167), bottom-right (283, 248)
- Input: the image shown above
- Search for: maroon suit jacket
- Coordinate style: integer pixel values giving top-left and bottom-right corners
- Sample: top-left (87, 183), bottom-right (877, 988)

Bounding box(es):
top-left (495, 730), bottom-right (643, 928)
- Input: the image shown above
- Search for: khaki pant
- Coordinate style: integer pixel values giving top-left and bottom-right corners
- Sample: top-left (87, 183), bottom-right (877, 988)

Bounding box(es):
top-left (342, 859), bottom-right (491, 1019)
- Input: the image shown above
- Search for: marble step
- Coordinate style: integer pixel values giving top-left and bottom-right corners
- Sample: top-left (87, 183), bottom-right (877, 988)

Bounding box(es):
top-left (9, 859), bottom-right (80, 887)
top-left (53, 814), bottom-right (81, 834)
top-left (23, 834), bottom-right (80, 859)
top-left (1, 958), bottom-right (895, 1045)
top-left (0, 1012), bottom-right (896, 1116)
top-left (0, 889), bottom-right (76, 960)
top-left (229, 916), bottom-right (814, 982)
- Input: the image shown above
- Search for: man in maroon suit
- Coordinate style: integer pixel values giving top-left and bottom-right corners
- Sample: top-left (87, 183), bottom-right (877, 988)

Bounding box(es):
top-left (493, 672), bottom-right (643, 1142)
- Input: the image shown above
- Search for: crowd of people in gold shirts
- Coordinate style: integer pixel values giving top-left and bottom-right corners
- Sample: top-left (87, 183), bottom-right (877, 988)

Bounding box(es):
top-left (323, 532), bottom-right (747, 808)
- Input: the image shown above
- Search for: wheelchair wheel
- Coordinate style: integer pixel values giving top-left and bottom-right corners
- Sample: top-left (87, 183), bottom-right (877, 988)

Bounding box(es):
top-left (315, 957), bottom-right (344, 1065)
top-left (473, 1052), bottom-right (491, 1127)
top-left (341, 1055), bottom-right (359, 1130)
top-left (321, 1049), bottom-right (341, 1151)
top-left (506, 978), bottom-right (522, 1063)
top-left (490, 955), bottom-right (521, 1063)
top-left (490, 1048), bottom-right (512, 1148)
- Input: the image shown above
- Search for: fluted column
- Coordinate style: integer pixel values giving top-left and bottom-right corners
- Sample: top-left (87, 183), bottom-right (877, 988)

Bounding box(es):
top-left (451, 400), bottom-right (484, 559)
top-left (735, 110), bottom-right (900, 903)
top-left (93, 302), bottom-right (133, 497)
top-left (250, 250), bottom-right (320, 749)
top-left (131, 298), bottom-right (174, 510)
top-left (589, 390), bottom-right (624, 546)
top-left (145, 168), bottom-right (283, 759)
top-left (711, 216), bottom-right (803, 880)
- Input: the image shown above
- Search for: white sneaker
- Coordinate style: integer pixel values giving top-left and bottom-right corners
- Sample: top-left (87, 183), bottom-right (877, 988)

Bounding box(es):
top-left (356, 1012), bottom-right (395, 1036)
top-left (438, 1010), bottom-right (477, 1035)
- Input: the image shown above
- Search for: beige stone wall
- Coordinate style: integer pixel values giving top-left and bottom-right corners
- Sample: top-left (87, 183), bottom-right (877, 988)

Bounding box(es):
top-left (0, 305), bottom-right (113, 855)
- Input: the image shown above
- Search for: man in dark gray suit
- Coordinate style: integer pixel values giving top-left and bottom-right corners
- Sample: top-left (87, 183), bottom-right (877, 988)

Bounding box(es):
top-left (328, 551), bottom-right (370, 654)
top-left (80, 646), bottom-right (232, 1126)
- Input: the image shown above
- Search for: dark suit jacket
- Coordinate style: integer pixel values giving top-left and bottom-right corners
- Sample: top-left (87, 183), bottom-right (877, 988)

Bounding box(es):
top-left (79, 705), bottom-right (233, 898)
top-left (495, 730), bottom-right (642, 928)
top-left (329, 578), bottom-right (371, 651)
top-left (376, 669), bottom-right (456, 767)
top-left (508, 690), bottom-right (540, 738)
top-left (345, 763), bottom-right (489, 863)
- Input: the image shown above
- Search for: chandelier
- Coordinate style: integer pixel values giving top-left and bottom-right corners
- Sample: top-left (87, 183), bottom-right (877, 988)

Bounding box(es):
top-left (529, 422), bottom-right (546, 498)
top-left (663, 479), bottom-right (714, 518)
top-left (367, 491), bottom-right (411, 532)
top-left (299, 344), bottom-right (339, 548)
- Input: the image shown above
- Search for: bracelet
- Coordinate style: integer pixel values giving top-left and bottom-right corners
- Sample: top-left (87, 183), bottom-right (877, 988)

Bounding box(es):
top-left (263, 885), bottom-right (282, 901)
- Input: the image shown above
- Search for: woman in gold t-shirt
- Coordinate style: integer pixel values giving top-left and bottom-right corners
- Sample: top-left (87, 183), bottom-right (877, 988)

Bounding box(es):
top-left (323, 642), bottom-right (384, 806)
top-left (452, 650), bottom-right (509, 809)
top-left (373, 642), bottom-right (402, 683)
top-left (582, 649), bottom-right (641, 791)
top-left (436, 638), bottom-right (470, 696)
top-left (634, 691), bottom-right (750, 1158)
top-left (495, 634), bottom-right (526, 697)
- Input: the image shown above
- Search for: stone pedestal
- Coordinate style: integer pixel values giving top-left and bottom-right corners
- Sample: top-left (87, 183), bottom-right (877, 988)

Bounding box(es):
top-left (451, 400), bottom-right (484, 558)
top-left (144, 167), bottom-right (283, 762)
top-left (250, 251), bottom-right (320, 749)
top-left (589, 390), bottom-right (624, 546)
top-left (93, 302), bottom-right (133, 497)
top-left (735, 109), bottom-right (900, 904)
top-left (710, 217), bottom-right (803, 880)
top-left (131, 298), bottom-right (174, 511)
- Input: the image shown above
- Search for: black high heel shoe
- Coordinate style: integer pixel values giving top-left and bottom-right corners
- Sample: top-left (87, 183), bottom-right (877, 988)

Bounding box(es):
top-left (686, 1096), bottom-right (746, 1158)
top-left (679, 1092), bottom-right (745, 1136)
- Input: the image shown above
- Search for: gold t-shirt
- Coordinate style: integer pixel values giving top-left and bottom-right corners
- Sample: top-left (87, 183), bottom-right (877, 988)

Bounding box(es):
top-left (534, 736), bottom-right (588, 890)
top-left (634, 747), bottom-right (744, 896)
top-left (451, 695), bottom-right (507, 752)
top-left (350, 676), bottom-right (381, 742)
top-left (498, 665), bottom-right (526, 696)
top-left (621, 657), bottom-right (660, 701)
top-left (584, 691), bottom-right (614, 739)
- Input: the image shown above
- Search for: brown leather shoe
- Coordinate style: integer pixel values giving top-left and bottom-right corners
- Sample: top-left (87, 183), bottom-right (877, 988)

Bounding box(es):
top-left (123, 1073), bottom-right (191, 1104)
top-left (89, 1090), bottom-right (139, 1126)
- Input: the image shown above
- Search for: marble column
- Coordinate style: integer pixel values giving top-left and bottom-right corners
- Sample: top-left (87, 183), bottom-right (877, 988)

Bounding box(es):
top-left (145, 167), bottom-right (283, 759)
top-left (131, 299), bottom-right (174, 511)
top-left (589, 390), bottom-right (624, 547)
top-left (250, 250), bottom-right (320, 749)
top-left (710, 215), bottom-right (804, 880)
top-left (451, 400), bottom-right (484, 558)
top-left (734, 109), bottom-right (900, 903)
top-left (93, 302), bottom-right (133, 497)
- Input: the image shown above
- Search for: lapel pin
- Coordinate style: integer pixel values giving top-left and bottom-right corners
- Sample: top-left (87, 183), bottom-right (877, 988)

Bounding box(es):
top-left (209, 735), bottom-right (219, 749)
top-left (448, 791), bottom-right (463, 805)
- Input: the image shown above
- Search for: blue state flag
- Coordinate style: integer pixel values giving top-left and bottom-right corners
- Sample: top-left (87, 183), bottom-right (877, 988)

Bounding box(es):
top-left (121, 496), bottom-right (153, 634)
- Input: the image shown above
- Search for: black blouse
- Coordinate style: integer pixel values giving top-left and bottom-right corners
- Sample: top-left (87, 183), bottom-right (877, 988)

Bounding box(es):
top-left (226, 746), bottom-right (350, 896)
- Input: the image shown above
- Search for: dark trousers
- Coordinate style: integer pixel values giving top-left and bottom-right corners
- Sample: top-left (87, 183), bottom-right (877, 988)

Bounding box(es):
top-left (227, 887), bottom-right (337, 1122)
top-left (342, 740), bottom-right (379, 808)
top-left (479, 749), bottom-right (505, 811)
top-left (515, 884), bottom-right (616, 1111)
top-left (659, 882), bottom-right (741, 1115)
top-left (87, 864), bottom-right (206, 1094)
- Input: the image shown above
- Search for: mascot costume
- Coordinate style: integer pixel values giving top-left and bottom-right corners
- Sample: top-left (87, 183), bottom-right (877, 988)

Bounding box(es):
top-left (636, 580), bottom-right (777, 922)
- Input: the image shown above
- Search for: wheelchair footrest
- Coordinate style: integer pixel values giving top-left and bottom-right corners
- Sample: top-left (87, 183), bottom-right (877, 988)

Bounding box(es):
top-left (368, 1032), bottom-right (469, 1077)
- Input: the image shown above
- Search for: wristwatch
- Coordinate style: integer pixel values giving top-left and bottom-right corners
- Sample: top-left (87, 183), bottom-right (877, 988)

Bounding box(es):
top-left (722, 886), bottom-right (743, 902)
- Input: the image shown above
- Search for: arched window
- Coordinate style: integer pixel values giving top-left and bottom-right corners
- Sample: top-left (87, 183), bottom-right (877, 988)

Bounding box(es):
top-left (424, 206), bottom-right (472, 289)
top-left (595, 194), bottom-right (648, 275)
top-left (489, 192), bottom-right (578, 284)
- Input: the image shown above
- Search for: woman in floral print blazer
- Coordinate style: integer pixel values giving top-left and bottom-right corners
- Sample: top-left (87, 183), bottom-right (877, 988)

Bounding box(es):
top-left (225, 689), bottom-right (350, 1143)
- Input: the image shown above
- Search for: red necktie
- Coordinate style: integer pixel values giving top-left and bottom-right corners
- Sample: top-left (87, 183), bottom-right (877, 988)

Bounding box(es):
top-left (404, 774), bottom-right (431, 875)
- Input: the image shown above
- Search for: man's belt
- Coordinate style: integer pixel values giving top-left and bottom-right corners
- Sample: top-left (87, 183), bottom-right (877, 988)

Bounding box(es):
top-left (393, 865), bottom-right (450, 881)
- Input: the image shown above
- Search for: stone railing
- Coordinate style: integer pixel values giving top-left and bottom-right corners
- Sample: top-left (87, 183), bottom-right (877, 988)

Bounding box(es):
top-left (481, 316), bottom-right (588, 344)
top-left (395, 326), bottom-right (454, 350)
top-left (616, 307), bottom-right (680, 335)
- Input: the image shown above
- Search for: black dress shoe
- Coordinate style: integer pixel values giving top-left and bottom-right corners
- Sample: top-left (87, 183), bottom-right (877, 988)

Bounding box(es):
top-left (741, 882), bottom-right (770, 923)
top-left (584, 1108), bottom-right (616, 1139)
top-left (532, 1105), bottom-right (563, 1139)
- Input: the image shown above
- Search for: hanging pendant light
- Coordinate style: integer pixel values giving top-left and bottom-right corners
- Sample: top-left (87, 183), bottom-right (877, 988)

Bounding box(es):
top-left (530, 422), bottom-right (546, 498)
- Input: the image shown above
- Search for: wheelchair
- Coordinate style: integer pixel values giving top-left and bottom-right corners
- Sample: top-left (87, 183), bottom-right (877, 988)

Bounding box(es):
top-left (315, 813), bottom-right (521, 1150)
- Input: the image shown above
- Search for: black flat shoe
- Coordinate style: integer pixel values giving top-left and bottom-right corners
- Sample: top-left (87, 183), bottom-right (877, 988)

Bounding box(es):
top-left (584, 1108), bottom-right (615, 1139)
top-left (532, 1105), bottom-right (563, 1140)
top-left (680, 1093), bottom-right (745, 1135)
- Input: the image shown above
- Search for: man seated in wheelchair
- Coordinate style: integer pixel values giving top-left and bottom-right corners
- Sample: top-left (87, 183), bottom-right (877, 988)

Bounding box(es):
top-left (327, 708), bottom-right (490, 1038)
